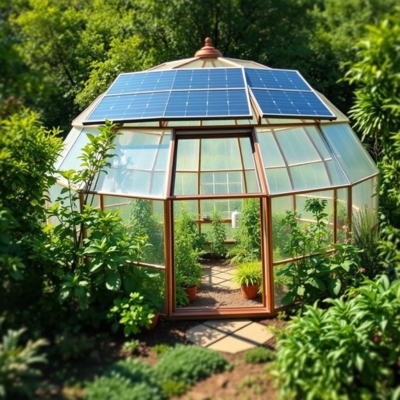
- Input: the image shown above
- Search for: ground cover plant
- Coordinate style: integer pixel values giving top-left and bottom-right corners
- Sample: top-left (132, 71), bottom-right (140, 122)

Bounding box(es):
top-left (272, 275), bottom-right (400, 399)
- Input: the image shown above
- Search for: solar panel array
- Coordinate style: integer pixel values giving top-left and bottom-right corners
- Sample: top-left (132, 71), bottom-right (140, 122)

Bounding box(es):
top-left (83, 67), bottom-right (336, 125)
top-left (245, 69), bottom-right (335, 119)
top-left (84, 68), bottom-right (252, 124)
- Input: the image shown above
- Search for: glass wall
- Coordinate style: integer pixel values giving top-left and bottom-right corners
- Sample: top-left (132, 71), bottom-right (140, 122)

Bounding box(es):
top-left (103, 195), bottom-right (165, 266)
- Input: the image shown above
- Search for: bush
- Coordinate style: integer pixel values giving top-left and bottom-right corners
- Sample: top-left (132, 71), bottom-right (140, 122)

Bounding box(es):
top-left (243, 346), bottom-right (275, 364)
top-left (86, 358), bottom-right (164, 400)
top-left (0, 321), bottom-right (48, 399)
top-left (271, 275), bottom-right (400, 399)
top-left (155, 345), bottom-right (228, 386)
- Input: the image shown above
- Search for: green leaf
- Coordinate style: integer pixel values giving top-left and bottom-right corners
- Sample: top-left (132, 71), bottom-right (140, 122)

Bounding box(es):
top-left (106, 271), bottom-right (121, 291)
top-left (329, 278), bottom-right (342, 297)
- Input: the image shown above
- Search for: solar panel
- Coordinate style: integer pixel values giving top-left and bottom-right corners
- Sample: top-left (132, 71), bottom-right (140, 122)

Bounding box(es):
top-left (84, 68), bottom-right (252, 124)
top-left (245, 68), bottom-right (336, 120)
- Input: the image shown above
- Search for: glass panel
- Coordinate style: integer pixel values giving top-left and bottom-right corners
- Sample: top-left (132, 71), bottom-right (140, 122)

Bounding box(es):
top-left (175, 139), bottom-right (199, 171)
top-left (326, 160), bottom-right (348, 186)
top-left (271, 196), bottom-right (293, 261)
top-left (265, 168), bottom-right (292, 194)
top-left (290, 162), bottom-right (330, 191)
top-left (240, 137), bottom-right (255, 169)
top-left (305, 126), bottom-right (331, 159)
top-left (56, 127), bottom-right (81, 169)
top-left (352, 178), bottom-right (377, 214)
top-left (127, 199), bottom-right (165, 265)
top-left (103, 195), bottom-right (131, 222)
top-left (150, 171), bottom-right (167, 197)
top-left (275, 127), bottom-right (320, 165)
top-left (337, 188), bottom-right (349, 243)
top-left (321, 124), bottom-right (378, 183)
top-left (112, 131), bottom-right (159, 170)
top-left (201, 138), bottom-right (241, 170)
top-left (174, 172), bottom-right (198, 195)
top-left (174, 135), bottom-right (257, 196)
top-left (256, 129), bottom-right (285, 168)
top-left (245, 170), bottom-right (260, 193)
top-left (135, 267), bottom-right (166, 313)
top-left (59, 128), bottom-right (99, 172)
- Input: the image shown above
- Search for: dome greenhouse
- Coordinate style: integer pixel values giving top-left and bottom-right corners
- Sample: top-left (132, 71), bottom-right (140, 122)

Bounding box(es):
top-left (50, 39), bottom-right (378, 318)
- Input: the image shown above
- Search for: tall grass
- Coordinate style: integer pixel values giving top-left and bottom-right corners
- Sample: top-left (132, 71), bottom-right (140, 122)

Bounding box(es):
top-left (352, 206), bottom-right (381, 278)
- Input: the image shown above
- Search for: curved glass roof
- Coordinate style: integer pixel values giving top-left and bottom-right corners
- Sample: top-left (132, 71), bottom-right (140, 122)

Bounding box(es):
top-left (59, 39), bottom-right (378, 199)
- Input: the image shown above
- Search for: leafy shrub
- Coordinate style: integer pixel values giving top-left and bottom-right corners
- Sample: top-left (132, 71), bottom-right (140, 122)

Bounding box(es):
top-left (243, 346), bottom-right (275, 364)
top-left (207, 209), bottom-right (227, 258)
top-left (271, 275), bottom-right (400, 399)
top-left (277, 199), bottom-right (363, 306)
top-left (86, 358), bottom-right (164, 400)
top-left (0, 321), bottom-right (48, 399)
top-left (109, 292), bottom-right (157, 335)
top-left (155, 345), bottom-right (228, 386)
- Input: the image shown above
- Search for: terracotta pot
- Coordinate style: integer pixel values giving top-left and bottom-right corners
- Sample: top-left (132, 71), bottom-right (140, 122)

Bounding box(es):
top-left (241, 284), bottom-right (259, 299)
top-left (146, 313), bottom-right (159, 331)
top-left (184, 285), bottom-right (197, 302)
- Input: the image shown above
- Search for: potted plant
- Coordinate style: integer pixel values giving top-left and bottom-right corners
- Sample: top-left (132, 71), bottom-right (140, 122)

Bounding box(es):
top-left (232, 261), bottom-right (262, 299)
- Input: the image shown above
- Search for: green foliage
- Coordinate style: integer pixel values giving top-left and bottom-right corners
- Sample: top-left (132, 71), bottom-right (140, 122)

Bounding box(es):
top-left (54, 330), bottom-right (95, 360)
top-left (155, 345), bottom-right (228, 386)
top-left (243, 347), bottom-right (275, 364)
top-left (232, 262), bottom-right (262, 287)
top-left (86, 358), bottom-right (165, 400)
top-left (228, 198), bottom-right (261, 264)
top-left (352, 207), bottom-right (381, 278)
top-left (128, 199), bottom-right (164, 265)
top-left (109, 292), bottom-right (157, 336)
top-left (277, 199), bottom-right (363, 305)
top-left (161, 379), bottom-right (189, 397)
top-left (174, 203), bottom-right (203, 289)
top-left (0, 319), bottom-right (48, 399)
top-left (153, 344), bottom-right (170, 358)
top-left (175, 284), bottom-right (190, 308)
top-left (207, 209), bottom-right (227, 258)
top-left (0, 108), bottom-right (62, 330)
top-left (343, 13), bottom-right (400, 273)
top-left (122, 339), bottom-right (140, 354)
top-left (272, 275), bottom-right (400, 399)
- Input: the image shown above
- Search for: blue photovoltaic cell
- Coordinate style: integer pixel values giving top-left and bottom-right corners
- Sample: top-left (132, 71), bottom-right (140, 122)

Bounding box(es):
top-left (245, 69), bottom-right (310, 91)
top-left (86, 90), bottom-right (249, 122)
top-left (251, 89), bottom-right (334, 118)
top-left (106, 68), bottom-right (245, 95)
top-left (85, 68), bottom-right (251, 123)
top-left (244, 68), bottom-right (336, 119)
